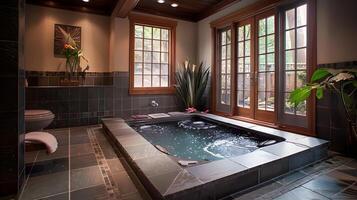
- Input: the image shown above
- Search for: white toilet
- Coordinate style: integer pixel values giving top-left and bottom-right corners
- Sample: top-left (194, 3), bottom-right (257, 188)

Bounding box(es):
top-left (25, 110), bottom-right (55, 132)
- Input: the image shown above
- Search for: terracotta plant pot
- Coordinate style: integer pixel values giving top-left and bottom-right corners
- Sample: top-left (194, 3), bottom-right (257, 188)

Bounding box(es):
top-left (60, 79), bottom-right (80, 86)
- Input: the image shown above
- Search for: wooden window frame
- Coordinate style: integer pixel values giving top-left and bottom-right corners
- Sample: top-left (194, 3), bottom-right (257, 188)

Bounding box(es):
top-left (210, 0), bottom-right (316, 135)
top-left (129, 13), bottom-right (177, 95)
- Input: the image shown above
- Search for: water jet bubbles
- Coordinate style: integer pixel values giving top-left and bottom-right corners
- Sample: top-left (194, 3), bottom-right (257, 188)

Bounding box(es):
top-left (178, 119), bottom-right (217, 130)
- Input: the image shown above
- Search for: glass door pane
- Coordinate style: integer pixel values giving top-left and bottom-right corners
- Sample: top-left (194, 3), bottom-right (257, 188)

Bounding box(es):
top-left (283, 4), bottom-right (307, 116)
top-left (257, 16), bottom-right (275, 112)
top-left (219, 29), bottom-right (232, 105)
top-left (237, 24), bottom-right (252, 109)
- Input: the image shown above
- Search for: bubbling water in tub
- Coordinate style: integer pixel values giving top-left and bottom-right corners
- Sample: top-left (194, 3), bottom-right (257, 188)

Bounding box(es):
top-left (133, 119), bottom-right (269, 161)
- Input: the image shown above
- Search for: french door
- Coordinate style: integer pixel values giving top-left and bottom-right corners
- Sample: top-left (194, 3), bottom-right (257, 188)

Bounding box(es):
top-left (213, 0), bottom-right (314, 134)
top-left (234, 10), bottom-right (277, 123)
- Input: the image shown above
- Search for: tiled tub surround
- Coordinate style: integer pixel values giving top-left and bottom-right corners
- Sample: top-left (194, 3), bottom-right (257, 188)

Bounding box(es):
top-left (102, 113), bottom-right (329, 200)
top-left (26, 85), bottom-right (114, 128)
top-left (112, 72), bottom-right (181, 119)
top-left (26, 71), bottom-right (113, 86)
top-left (26, 71), bottom-right (181, 128)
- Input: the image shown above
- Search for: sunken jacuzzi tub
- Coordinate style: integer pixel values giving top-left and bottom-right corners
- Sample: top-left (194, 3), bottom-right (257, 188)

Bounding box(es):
top-left (102, 113), bottom-right (329, 200)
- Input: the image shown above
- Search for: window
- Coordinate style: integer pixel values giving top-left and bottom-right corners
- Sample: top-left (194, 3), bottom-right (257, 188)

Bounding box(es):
top-left (211, 0), bottom-right (316, 134)
top-left (283, 4), bottom-right (307, 116)
top-left (220, 29), bottom-right (232, 105)
top-left (129, 14), bottom-right (177, 94)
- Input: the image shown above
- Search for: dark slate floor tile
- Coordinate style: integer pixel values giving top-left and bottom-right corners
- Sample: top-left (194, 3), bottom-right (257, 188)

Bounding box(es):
top-left (106, 158), bottom-right (125, 174)
top-left (302, 175), bottom-right (351, 197)
top-left (112, 171), bottom-right (138, 196)
top-left (70, 166), bottom-right (104, 192)
top-left (28, 157), bottom-right (68, 177)
top-left (69, 129), bottom-right (90, 137)
top-left (97, 137), bottom-right (118, 159)
top-left (327, 166), bottom-right (357, 185)
top-left (336, 164), bottom-right (357, 178)
top-left (20, 171), bottom-right (69, 200)
top-left (232, 181), bottom-right (283, 200)
top-left (41, 192), bottom-right (69, 200)
top-left (332, 183), bottom-right (357, 199)
top-left (346, 159), bottom-right (357, 169)
top-left (70, 134), bottom-right (90, 145)
top-left (70, 185), bottom-right (109, 200)
top-left (25, 150), bottom-right (39, 164)
top-left (55, 133), bottom-right (69, 146)
top-left (48, 128), bottom-right (69, 136)
top-left (121, 192), bottom-right (144, 200)
top-left (276, 171), bottom-right (307, 186)
top-left (274, 186), bottom-right (329, 200)
top-left (70, 143), bottom-right (94, 157)
top-left (70, 153), bottom-right (98, 170)
top-left (35, 145), bottom-right (69, 162)
top-left (301, 159), bottom-right (339, 175)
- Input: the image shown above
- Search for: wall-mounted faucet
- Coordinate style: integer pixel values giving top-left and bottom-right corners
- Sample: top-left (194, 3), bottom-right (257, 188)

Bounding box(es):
top-left (151, 100), bottom-right (159, 107)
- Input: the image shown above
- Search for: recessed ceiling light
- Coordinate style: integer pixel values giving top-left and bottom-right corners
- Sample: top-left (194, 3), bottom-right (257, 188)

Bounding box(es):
top-left (157, 0), bottom-right (165, 3)
top-left (82, 0), bottom-right (89, 2)
top-left (171, 3), bottom-right (178, 7)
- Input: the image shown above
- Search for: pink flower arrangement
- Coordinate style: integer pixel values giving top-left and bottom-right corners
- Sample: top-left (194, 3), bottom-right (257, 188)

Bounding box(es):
top-left (185, 107), bottom-right (197, 113)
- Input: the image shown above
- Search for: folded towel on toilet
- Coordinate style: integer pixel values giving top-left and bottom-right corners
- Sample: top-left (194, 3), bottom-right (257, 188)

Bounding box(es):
top-left (25, 132), bottom-right (58, 154)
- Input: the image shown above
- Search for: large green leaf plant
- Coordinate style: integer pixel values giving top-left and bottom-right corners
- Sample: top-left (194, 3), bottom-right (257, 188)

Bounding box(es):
top-left (289, 68), bottom-right (357, 139)
top-left (175, 60), bottom-right (210, 112)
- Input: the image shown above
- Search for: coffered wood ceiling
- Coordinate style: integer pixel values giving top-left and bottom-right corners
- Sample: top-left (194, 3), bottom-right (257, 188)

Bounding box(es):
top-left (134, 0), bottom-right (241, 21)
top-left (26, 0), bottom-right (118, 16)
top-left (26, 0), bottom-right (241, 21)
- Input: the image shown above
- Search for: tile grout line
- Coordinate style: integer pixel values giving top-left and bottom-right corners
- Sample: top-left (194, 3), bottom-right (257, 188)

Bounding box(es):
top-left (18, 151), bottom-right (39, 200)
top-left (68, 128), bottom-right (71, 200)
top-left (87, 127), bottom-right (120, 199)
top-left (254, 157), bottom-right (351, 200)
top-left (301, 185), bottom-right (332, 199)
top-left (33, 191), bottom-right (69, 200)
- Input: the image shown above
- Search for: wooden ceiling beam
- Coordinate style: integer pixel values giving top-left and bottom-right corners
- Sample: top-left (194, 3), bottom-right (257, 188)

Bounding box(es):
top-left (112, 0), bottom-right (140, 18)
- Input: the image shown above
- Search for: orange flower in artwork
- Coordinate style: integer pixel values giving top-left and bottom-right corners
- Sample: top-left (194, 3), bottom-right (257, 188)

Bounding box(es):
top-left (64, 44), bottom-right (75, 50)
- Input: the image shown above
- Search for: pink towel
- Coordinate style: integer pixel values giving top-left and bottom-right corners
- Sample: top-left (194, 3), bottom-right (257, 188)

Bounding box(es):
top-left (25, 132), bottom-right (58, 154)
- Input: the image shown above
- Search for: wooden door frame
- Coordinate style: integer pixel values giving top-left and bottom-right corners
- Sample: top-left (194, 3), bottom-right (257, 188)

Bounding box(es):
top-left (233, 18), bottom-right (255, 119)
top-left (253, 9), bottom-right (278, 123)
top-left (210, 0), bottom-right (317, 136)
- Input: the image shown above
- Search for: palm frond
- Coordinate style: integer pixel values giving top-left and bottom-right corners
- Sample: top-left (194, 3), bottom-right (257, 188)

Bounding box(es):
top-left (175, 60), bottom-right (210, 111)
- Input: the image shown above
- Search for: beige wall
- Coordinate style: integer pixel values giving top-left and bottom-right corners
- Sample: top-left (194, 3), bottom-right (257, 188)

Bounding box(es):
top-left (197, 0), bottom-right (357, 67)
top-left (26, 0), bottom-right (357, 73)
top-left (317, 0), bottom-right (357, 64)
top-left (109, 12), bottom-right (197, 72)
top-left (25, 5), bottom-right (110, 72)
top-left (25, 5), bottom-right (197, 73)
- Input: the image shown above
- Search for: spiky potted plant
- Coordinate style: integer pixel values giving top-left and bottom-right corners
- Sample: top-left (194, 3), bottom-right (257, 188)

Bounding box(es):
top-left (289, 68), bottom-right (357, 153)
top-left (175, 60), bottom-right (210, 112)
top-left (59, 27), bottom-right (89, 86)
